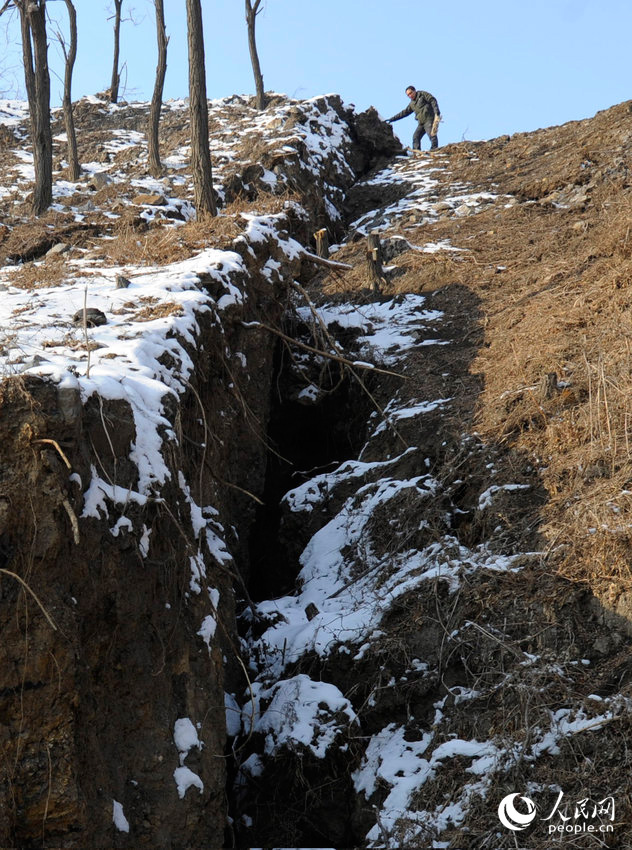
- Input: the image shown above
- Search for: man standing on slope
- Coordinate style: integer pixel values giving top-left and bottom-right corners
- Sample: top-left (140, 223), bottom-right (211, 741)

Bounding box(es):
top-left (387, 86), bottom-right (441, 151)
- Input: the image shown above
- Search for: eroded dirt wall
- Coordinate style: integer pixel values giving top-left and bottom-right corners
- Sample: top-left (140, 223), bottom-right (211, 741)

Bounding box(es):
top-left (0, 92), bottom-right (407, 848)
top-left (0, 262), bottom-right (285, 850)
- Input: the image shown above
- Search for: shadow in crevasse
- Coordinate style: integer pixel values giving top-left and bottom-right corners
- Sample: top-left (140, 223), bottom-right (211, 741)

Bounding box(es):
top-left (246, 331), bottom-right (373, 603)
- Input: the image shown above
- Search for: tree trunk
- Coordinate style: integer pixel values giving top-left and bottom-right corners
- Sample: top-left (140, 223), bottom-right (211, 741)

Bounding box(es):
top-left (62, 0), bottom-right (80, 181)
top-left (186, 0), bottom-right (216, 218)
top-left (148, 0), bottom-right (168, 178)
top-left (18, 4), bottom-right (35, 104)
top-left (366, 232), bottom-right (385, 294)
top-left (245, 0), bottom-right (266, 111)
top-left (314, 228), bottom-right (329, 259)
top-left (18, 0), bottom-right (52, 216)
top-left (539, 372), bottom-right (559, 401)
top-left (110, 0), bottom-right (123, 103)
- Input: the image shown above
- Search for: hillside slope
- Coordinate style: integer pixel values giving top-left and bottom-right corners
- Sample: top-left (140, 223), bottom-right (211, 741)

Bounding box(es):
top-left (236, 101), bottom-right (632, 849)
top-left (1, 94), bottom-right (632, 848)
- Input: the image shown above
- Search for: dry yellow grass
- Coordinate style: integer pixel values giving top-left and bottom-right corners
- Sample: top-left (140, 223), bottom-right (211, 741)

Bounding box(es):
top-left (319, 101), bottom-right (632, 612)
top-left (89, 192), bottom-right (300, 268)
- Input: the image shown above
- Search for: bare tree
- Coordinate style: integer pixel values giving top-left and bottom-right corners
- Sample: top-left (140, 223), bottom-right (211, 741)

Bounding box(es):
top-left (57, 0), bottom-right (79, 180)
top-left (0, 0), bottom-right (53, 214)
top-left (109, 0), bottom-right (123, 103)
top-left (185, 0), bottom-right (216, 217)
top-left (245, 0), bottom-right (265, 110)
top-left (22, 0), bottom-right (52, 213)
top-left (148, 0), bottom-right (167, 177)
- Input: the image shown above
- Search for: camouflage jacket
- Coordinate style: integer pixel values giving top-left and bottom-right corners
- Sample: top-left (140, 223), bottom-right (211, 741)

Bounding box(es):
top-left (388, 90), bottom-right (440, 124)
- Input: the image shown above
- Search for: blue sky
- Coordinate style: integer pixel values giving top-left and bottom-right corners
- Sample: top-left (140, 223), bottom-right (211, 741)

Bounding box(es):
top-left (1, 0), bottom-right (630, 147)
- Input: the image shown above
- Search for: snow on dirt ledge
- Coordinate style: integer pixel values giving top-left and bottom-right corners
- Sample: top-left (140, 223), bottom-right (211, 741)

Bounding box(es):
top-left (0, 92), bottom-right (387, 839)
top-left (348, 151), bottom-right (507, 238)
top-left (241, 282), bottom-right (630, 843)
top-left (2, 92), bottom-right (367, 228)
top-left (238, 283), bottom-right (546, 843)
top-left (0, 92), bottom-right (373, 522)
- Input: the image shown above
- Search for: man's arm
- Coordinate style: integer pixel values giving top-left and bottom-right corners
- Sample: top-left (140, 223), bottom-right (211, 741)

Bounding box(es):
top-left (387, 104), bottom-right (413, 123)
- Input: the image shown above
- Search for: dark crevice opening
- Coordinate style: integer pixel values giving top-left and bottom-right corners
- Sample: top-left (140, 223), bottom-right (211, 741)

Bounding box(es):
top-left (246, 341), bottom-right (370, 603)
top-left (229, 338), bottom-right (373, 849)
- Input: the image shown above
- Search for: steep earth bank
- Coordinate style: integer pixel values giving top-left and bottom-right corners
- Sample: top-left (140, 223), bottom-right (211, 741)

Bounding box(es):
top-left (0, 94), bottom-right (398, 847)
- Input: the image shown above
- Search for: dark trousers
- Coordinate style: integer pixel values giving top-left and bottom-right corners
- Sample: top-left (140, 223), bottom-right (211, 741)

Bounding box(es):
top-left (413, 118), bottom-right (438, 150)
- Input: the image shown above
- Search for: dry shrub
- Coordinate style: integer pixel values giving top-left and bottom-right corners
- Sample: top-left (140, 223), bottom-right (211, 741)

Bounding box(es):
top-left (323, 241), bottom-right (469, 298)
top-left (175, 214), bottom-right (244, 251)
top-left (92, 221), bottom-right (185, 266)
top-left (132, 301), bottom-right (184, 322)
top-left (92, 197), bottom-right (300, 268)
top-left (392, 250), bottom-right (468, 293)
top-left (221, 190), bottom-right (299, 218)
top-left (2, 210), bottom-right (79, 257)
top-left (86, 215), bottom-right (236, 267)
top-left (7, 255), bottom-right (71, 290)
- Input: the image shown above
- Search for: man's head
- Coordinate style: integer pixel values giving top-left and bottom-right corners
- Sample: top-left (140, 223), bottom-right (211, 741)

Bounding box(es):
top-left (406, 86), bottom-right (416, 99)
